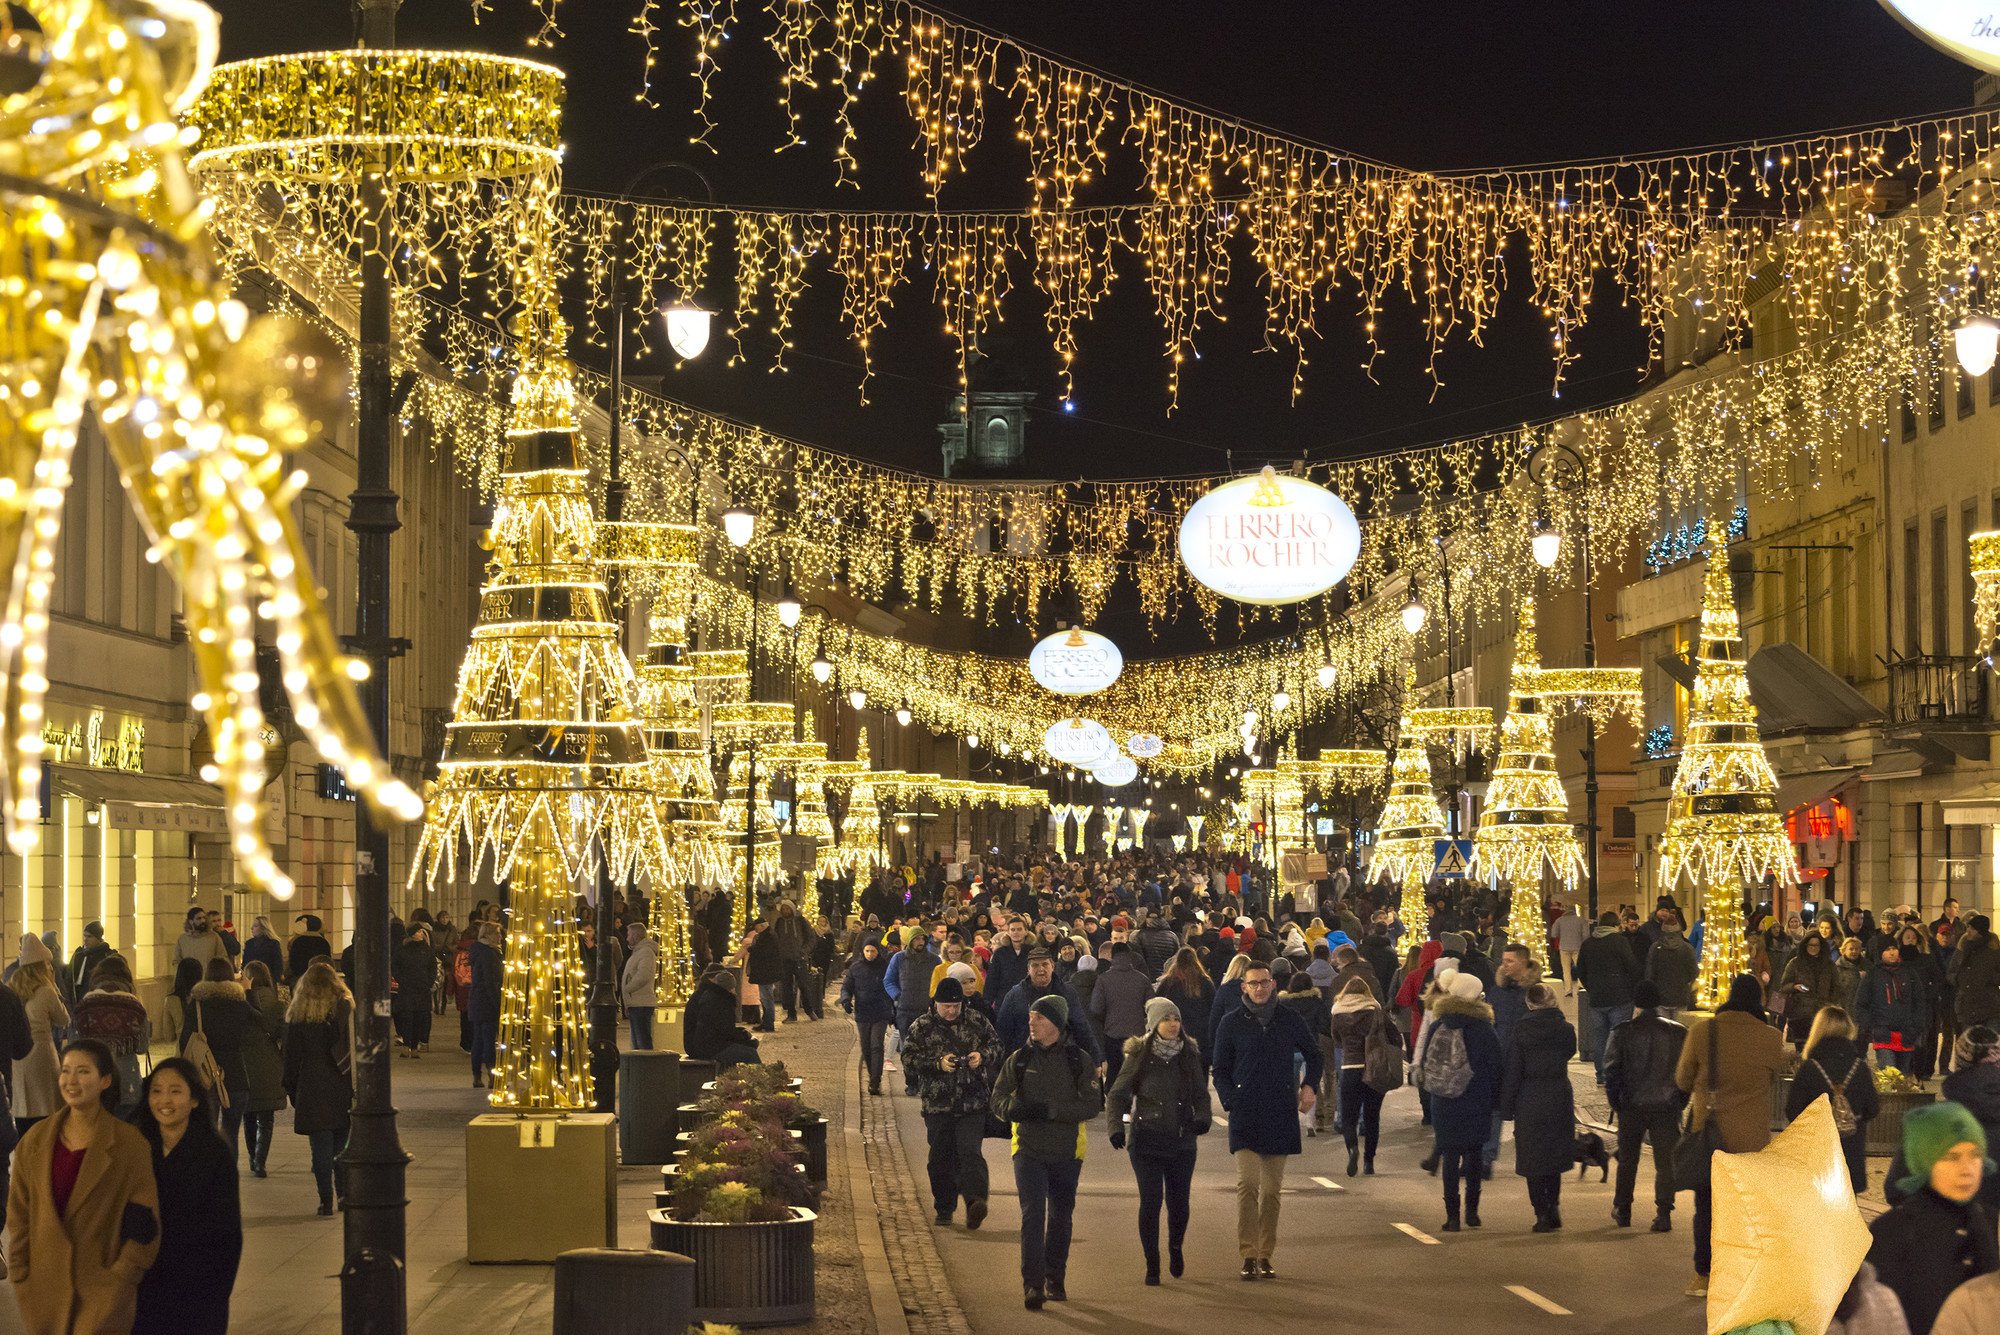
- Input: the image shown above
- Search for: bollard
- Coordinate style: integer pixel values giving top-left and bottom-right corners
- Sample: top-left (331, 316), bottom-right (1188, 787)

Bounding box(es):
top-left (620, 1049), bottom-right (682, 1164)
top-left (553, 1247), bottom-right (694, 1335)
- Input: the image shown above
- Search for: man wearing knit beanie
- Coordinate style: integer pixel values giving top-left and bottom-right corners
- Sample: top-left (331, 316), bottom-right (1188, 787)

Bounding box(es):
top-left (1870, 1101), bottom-right (2000, 1334)
top-left (993, 977), bottom-right (1104, 1308)
top-left (904, 973), bottom-right (1004, 1229)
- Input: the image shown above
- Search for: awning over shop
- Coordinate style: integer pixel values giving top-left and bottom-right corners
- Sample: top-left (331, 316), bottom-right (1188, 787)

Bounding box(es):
top-left (1745, 644), bottom-right (1885, 733)
top-left (1861, 750), bottom-right (1942, 783)
top-left (1943, 784), bottom-right (2000, 826)
top-left (48, 765), bottom-right (227, 834)
top-left (1771, 767), bottom-right (1862, 817)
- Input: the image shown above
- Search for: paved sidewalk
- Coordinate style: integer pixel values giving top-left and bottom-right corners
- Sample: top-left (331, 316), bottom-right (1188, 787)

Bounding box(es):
top-left (0, 1009), bottom-right (865, 1335)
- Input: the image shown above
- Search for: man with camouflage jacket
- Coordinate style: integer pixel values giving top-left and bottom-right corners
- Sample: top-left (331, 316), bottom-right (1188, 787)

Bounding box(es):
top-left (904, 975), bottom-right (1005, 1228)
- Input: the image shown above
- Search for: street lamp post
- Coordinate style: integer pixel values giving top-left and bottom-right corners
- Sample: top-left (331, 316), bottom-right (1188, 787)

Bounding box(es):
top-left (344, 3), bottom-right (411, 1330)
top-left (593, 162), bottom-right (714, 1112)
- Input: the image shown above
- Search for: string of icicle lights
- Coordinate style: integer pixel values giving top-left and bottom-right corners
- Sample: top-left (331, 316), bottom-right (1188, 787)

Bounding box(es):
top-left (461, 0), bottom-right (2000, 402)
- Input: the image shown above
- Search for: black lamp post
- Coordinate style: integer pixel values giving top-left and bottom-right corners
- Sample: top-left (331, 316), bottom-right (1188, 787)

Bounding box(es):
top-left (593, 162), bottom-right (714, 1111)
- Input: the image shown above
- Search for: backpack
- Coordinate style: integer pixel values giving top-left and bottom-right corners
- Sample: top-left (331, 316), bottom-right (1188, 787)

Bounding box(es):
top-left (1421, 1021), bottom-right (1473, 1099)
top-left (1363, 1007), bottom-right (1406, 1093)
top-left (453, 946), bottom-right (473, 994)
top-left (1811, 1057), bottom-right (1861, 1137)
top-left (181, 1000), bottom-right (231, 1109)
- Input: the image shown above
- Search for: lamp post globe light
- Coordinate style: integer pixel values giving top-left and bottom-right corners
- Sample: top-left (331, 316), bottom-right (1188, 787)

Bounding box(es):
top-left (721, 506), bottom-right (758, 548)
top-left (1532, 523), bottom-right (1563, 569)
top-left (1957, 313), bottom-right (2000, 377)
top-left (810, 653), bottom-right (833, 683)
top-left (1401, 594), bottom-right (1427, 633)
top-left (849, 687), bottom-right (867, 710)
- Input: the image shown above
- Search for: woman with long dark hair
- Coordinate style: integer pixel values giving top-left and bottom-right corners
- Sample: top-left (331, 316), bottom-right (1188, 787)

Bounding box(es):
top-left (1154, 948), bottom-right (1214, 1074)
top-left (132, 1058), bottom-right (241, 1335)
top-left (1105, 997), bottom-right (1209, 1285)
top-left (8, 1039), bottom-right (159, 1332)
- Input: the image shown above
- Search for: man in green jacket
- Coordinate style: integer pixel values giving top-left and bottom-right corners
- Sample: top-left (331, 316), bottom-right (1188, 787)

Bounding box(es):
top-left (992, 993), bottom-right (1104, 1310)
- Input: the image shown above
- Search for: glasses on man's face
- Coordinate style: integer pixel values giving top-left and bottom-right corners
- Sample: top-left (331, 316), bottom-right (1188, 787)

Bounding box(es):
top-left (1245, 978), bottom-right (1275, 990)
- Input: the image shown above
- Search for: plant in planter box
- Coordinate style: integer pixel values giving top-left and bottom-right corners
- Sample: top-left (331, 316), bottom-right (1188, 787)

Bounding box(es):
top-left (669, 1112), bottom-right (817, 1224)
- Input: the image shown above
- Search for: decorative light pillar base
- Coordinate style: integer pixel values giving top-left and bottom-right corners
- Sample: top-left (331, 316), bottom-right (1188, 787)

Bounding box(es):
top-left (466, 1113), bottom-right (618, 1263)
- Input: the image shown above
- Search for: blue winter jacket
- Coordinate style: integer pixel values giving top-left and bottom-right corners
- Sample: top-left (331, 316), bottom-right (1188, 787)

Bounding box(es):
top-left (995, 977), bottom-right (1100, 1060)
top-left (1428, 993), bottom-right (1504, 1150)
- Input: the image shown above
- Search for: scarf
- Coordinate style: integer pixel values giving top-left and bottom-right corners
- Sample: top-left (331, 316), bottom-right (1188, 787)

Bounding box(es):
top-left (1152, 1035), bottom-right (1185, 1061)
top-left (1239, 995), bottom-right (1278, 1028)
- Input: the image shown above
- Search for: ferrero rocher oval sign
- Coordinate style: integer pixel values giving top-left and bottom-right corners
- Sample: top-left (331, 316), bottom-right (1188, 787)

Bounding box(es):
top-left (1875, 0), bottom-right (2000, 72)
top-left (1178, 466), bottom-right (1361, 606)
top-left (1043, 718), bottom-right (1115, 767)
top-left (1028, 627), bottom-right (1124, 695)
top-left (1093, 754), bottom-right (1139, 787)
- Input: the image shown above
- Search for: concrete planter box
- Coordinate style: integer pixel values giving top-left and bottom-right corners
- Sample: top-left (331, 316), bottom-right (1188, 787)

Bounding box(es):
top-left (1867, 1089), bottom-right (1938, 1156)
top-left (648, 1207), bottom-right (816, 1327)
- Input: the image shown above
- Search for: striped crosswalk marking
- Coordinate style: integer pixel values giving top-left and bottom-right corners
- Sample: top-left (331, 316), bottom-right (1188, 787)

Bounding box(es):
top-left (1309, 1175), bottom-right (1346, 1191)
top-left (1391, 1222), bottom-right (1440, 1245)
top-left (1505, 1285), bottom-right (1572, 1315)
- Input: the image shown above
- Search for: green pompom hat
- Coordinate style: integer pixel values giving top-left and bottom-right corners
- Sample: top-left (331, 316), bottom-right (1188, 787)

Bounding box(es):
top-left (1895, 1100), bottom-right (1998, 1195)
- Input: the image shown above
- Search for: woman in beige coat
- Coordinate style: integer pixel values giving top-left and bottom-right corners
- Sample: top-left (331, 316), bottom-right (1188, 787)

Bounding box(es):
top-left (11, 938), bottom-right (70, 1134)
top-left (8, 1038), bottom-right (161, 1334)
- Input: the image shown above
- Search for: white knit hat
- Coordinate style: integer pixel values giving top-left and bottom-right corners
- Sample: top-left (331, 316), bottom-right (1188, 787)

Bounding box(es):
top-left (1448, 973), bottom-right (1485, 1001)
top-left (946, 962), bottom-right (977, 984)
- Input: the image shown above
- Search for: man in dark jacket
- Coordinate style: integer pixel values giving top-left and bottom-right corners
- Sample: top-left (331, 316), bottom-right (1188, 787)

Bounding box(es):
top-left (1359, 927), bottom-right (1399, 1001)
top-left (770, 899), bottom-right (821, 1022)
top-left (1952, 915), bottom-right (2000, 1030)
top-left (1603, 979), bottom-right (1687, 1231)
top-left (885, 929), bottom-right (939, 1095)
top-left (1212, 961), bottom-right (1322, 1280)
top-left (1646, 921), bottom-right (1699, 1017)
top-left (1329, 944), bottom-right (1382, 1002)
top-left (1483, 943), bottom-right (1533, 1176)
top-left (985, 917), bottom-right (1035, 1002)
top-left (991, 993), bottom-right (1104, 1309)
top-left (682, 969), bottom-right (760, 1069)
top-left (903, 978), bottom-right (1004, 1229)
top-left (287, 914), bottom-right (332, 987)
top-left (1133, 914), bottom-right (1178, 981)
top-left (1576, 912), bottom-right (1643, 1082)
top-left (997, 949), bottom-right (1100, 1061)
top-left (1089, 943), bottom-right (1151, 1086)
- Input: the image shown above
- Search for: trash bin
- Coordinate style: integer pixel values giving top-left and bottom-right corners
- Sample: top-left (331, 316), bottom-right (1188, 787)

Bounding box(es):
top-left (620, 1050), bottom-right (683, 1165)
top-left (554, 1247), bottom-right (694, 1335)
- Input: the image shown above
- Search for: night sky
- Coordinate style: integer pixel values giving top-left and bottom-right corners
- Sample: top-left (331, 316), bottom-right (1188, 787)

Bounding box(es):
top-left (204, 0), bottom-right (1975, 487)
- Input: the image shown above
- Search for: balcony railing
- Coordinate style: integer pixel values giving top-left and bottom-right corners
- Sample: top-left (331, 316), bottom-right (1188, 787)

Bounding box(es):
top-left (1888, 655), bottom-right (1990, 725)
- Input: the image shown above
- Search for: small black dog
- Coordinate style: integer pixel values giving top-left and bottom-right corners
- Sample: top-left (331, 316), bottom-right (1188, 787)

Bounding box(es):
top-left (1574, 1129), bottom-right (1611, 1181)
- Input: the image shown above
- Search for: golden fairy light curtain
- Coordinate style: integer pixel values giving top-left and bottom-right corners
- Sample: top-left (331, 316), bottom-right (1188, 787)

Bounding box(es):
top-left (565, 1), bottom-right (2000, 403)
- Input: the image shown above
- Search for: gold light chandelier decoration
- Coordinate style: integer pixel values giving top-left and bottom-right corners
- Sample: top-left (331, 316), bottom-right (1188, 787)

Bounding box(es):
top-left (1472, 599), bottom-right (1585, 955)
top-left (0, 0), bottom-right (423, 897)
top-left (1659, 553), bottom-right (1796, 1010)
top-left (1371, 672), bottom-right (1448, 932)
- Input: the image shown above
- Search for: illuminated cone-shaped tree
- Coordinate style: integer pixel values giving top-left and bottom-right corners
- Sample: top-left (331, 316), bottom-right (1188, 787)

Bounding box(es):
top-left (822, 725), bottom-right (884, 877)
top-left (714, 692), bottom-right (790, 941)
top-left (1373, 673), bottom-right (1448, 934)
top-left (410, 343), bottom-right (669, 1110)
top-left (766, 714), bottom-right (832, 919)
top-left (609, 519), bottom-right (705, 1002)
top-left (1660, 553), bottom-right (1796, 1009)
top-left (1473, 599), bottom-right (1585, 959)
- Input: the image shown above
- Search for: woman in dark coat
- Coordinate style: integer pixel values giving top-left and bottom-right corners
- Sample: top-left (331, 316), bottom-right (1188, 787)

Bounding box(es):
top-left (133, 1057), bottom-right (241, 1335)
top-left (282, 961), bottom-right (353, 1215)
top-left (1787, 1005), bottom-right (1879, 1193)
top-left (391, 924), bottom-right (436, 1056)
top-left (1154, 949), bottom-right (1215, 1075)
top-left (1428, 973), bottom-right (1504, 1233)
top-left (839, 941), bottom-right (895, 1094)
top-left (1106, 997), bottom-right (1211, 1285)
top-left (467, 923), bottom-right (503, 1088)
top-left (1500, 984), bottom-right (1577, 1232)
top-left (1324, 976), bottom-right (1388, 1175)
top-left (180, 957), bottom-right (277, 1155)
top-left (1778, 931), bottom-right (1840, 1049)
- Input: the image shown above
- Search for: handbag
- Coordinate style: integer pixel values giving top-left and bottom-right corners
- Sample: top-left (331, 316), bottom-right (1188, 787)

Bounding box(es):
top-left (181, 1000), bottom-right (231, 1109)
top-left (1670, 1016), bottom-right (1719, 1193)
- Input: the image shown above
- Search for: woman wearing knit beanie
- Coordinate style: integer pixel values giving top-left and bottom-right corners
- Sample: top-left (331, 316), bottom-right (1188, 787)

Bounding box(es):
top-left (1105, 996), bottom-right (1211, 1285)
top-left (1868, 1101), bottom-right (2000, 1333)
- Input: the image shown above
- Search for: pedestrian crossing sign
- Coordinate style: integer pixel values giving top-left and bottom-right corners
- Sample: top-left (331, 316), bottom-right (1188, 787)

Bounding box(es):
top-left (1433, 839), bottom-right (1473, 878)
